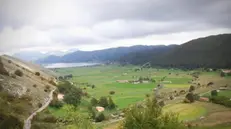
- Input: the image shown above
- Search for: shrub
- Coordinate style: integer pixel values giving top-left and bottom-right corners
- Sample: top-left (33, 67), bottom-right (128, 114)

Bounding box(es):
top-left (14, 69), bottom-right (23, 77)
top-left (95, 112), bottom-right (105, 122)
top-left (35, 72), bottom-right (40, 76)
top-left (49, 100), bottom-right (63, 108)
top-left (145, 94), bottom-right (150, 97)
top-left (33, 84), bottom-right (37, 88)
top-left (90, 98), bottom-right (98, 106)
top-left (98, 96), bottom-right (108, 108)
top-left (64, 90), bottom-right (82, 107)
top-left (0, 60), bottom-right (9, 76)
top-left (92, 85), bottom-right (95, 89)
top-left (38, 103), bottom-right (42, 108)
top-left (108, 96), bottom-right (116, 109)
top-left (220, 72), bottom-right (225, 77)
top-left (109, 91), bottom-right (115, 95)
top-left (211, 90), bottom-right (218, 97)
top-left (185, 92), bottom-right (194, 103)
top-left (189, 85), bottom-right (195, 92)
top-left (210, 96), bottom-right (231, 107)
top-left (43, 115), bottom-right (57, 123)
top-left (0, 115), bottom-right (23, 129)
top-left (8, 60), bottom-right (12, 63)
top-left (158, 100), bottom-right (165, 107)
top-left (49, 80), bottom-right (56, 86)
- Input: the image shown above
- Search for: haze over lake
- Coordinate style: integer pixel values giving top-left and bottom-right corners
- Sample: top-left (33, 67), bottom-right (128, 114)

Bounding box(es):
top-left (43, 62), bottom-right (100, 68)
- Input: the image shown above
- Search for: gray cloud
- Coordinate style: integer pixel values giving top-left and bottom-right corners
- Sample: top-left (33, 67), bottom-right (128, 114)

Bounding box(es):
top-left (0, 0), bottom-right (231, 53)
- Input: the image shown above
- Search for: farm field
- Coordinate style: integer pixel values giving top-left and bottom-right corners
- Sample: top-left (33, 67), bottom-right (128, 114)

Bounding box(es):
top-left (55, 65), bottom-right (192, 109)
top-left (51, 65), bottom-right (231, 129)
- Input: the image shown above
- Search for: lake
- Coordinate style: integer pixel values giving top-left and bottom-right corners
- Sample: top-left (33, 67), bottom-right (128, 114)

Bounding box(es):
top-left (43, 62), bottom-right (101, 68)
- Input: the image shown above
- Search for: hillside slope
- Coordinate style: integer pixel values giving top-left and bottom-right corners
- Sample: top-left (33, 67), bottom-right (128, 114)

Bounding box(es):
top-left (36, 45), bottom-right (157, 63)
top-left (0, 55), bottom-right (57, 128)
top-left (120, 34), bottom-right (231, 68)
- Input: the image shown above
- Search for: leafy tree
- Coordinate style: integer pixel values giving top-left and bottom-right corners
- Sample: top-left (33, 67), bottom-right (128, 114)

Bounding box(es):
top-left (189, 85), bottom-right (195, 92)
top-left (108, 96), bottom-right (116, 109)
top-left (95, 112), bottom-right (105, 122)
top-left (211, 90), bottom-right (218, 97)
top-left (185, 92), bottom-right (194, 103)
top-left (119, 98), bottom-right (185, 129)
top-left (90, 98), bottom-right (98, 106)
top-left (98, 96), bottom-right (108, 108)
top-left (64, 90), bottom-right (82, 107)
top-left (58, 105), bottom-right (94, 129)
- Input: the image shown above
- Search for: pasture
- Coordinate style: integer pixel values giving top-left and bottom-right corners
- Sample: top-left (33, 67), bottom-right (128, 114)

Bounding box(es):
top-left (56, 65), bottom-right (192, 109)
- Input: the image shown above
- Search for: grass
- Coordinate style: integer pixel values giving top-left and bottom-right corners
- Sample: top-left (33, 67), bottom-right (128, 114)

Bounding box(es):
top-left (164, 103), bottom-right (207, 121)
top-left (203, 90), bottom-right (231, 98)
top-left (56, 65), bottom-right (192, 109)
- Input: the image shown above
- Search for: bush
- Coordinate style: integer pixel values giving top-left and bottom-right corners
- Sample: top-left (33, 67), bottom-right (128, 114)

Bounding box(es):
top-left (64, 90), bottom-right (82, 107)
top-left (91, 98), bottom-right (98, 106)
top-left (49, 100), bottom-right (63, 108)
top-left (33, 84), bottom-right (37, 88)
top-left (220, 72), bottom-right (225, 77)
top-left (98, 96), bottom-right (108, 108)
top-left (38, 103), bottom-right (42, 108)
top-left (189, 85), bottom-right (195, 92)
top-left (0, 60), bottom-right (9, 76)
top-left (0, 115), bottom-right (23, 129)
top-left (210, 96), bottom-right (231, 107)
top-left (185, 92), bottom-right (194, 103)
top-left (108, 96), bottom-right (116, 109)
top-left (145, 94), bottom-right (150, 97)
top-left (92, 85), bottom-right (95, 89)
top-left (109, 91), bottom-right (115, 95)
top-left (95, 112), bottom-right (105, 122)
top-left (158, 100), bottom-right (165, 107)
top-left (14, 69), bottom-right (23, 77)
top-left (211, 90), bottom-right (218, 97)
top-left (8, 60), bottom-right (12, 63)
top-left (35, 72), bottom-right (40, 76)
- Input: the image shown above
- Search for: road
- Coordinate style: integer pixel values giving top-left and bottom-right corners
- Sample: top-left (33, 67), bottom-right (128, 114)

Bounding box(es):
top-left (23, 88), bottom-right (56, 129)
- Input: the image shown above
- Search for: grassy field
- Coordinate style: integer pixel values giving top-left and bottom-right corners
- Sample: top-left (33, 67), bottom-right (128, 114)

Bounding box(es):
top-left (56, 65), bottom-right (192, 109)
top-left (203, 90), bottom-right (231, 98)
top-left (164, 102), bottom-right (207, 121)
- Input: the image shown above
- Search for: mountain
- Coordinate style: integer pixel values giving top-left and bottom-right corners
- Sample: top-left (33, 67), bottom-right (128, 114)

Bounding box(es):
top-left (120, 34), bottom-right (231, 68)
top-left (13, 48), bottom-right (79, 62)
top-left (36, 45), bottom-right (158, 63)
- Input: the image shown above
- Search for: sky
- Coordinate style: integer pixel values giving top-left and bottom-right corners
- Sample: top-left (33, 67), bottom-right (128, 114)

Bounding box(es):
top-left (0, 0), bottom-right (231, 54)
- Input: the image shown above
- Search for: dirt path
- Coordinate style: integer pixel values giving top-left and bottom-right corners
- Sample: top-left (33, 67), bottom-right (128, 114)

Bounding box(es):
top-left (23, 88), bottom-right (56, 129)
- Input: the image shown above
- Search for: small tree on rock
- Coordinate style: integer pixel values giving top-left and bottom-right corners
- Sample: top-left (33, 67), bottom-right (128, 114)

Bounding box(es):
top-left (98, 96), bottom-right (108, 108)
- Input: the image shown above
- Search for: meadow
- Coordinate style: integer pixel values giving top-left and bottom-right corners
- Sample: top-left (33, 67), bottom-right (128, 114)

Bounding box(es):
top-left (55, 65), bottom-right (192, 109)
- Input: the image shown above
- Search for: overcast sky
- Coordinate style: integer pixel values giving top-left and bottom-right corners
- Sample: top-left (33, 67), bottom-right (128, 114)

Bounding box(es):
top-left (0, 0), bottom-right (231, 54)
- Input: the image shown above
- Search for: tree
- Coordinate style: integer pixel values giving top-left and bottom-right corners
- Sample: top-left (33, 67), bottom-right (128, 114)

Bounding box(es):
top-left (58, 105), bottom-right (94, 129)
top-left (90, 98), bottom-right (98, 106)
top-left (189, 85), bottom-right (195, 92)
top-left (185, 92), bottom-right (194, 103)
top-left (35, 72), bottom-right (40, 76)
top-left (98, 96), bottom-right (108, 108)
top-left (95, 112), bottom-right (105, 122)
top-left (119, 98), bottom-right (185, 129)
top-left (108, 96), bottom-right (116, 109)
top-left (211, 90), bottom-right (218, 97)
top-left (64, 90), bottom-right (82, 107)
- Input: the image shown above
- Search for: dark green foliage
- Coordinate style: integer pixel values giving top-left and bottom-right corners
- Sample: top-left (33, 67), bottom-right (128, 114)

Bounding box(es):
top-left (49, 100), bottom-right (63, 108)
top-left (189, 85), bottom-right (195, 92)
top-left (185, 92), bottom-right (195, 103)
top-left (109, 90), bottom-right (115, 95)
top-left (95, 112), bottom-right (105, 122)
top-left (120, 98), bottom-right (185, 129)
top-left (211, 90), bottom-right (218, 97)
top-left (64, 89), bottom-right (82, 107)
top-left (88, 105), bottom-right (97, 119)
top-left (158, 100), bottom-right (165, 107)
top-left (35, 72), bottom-right (40, 76)
top-left (90, 98), bottom-right (98, 106)
top-left (210, 96), bottom-right (231, 107)
top-left (98, 96), bottom-right (108, 108)
top-left (15, 69), bottom-right (23, 77)
top-left (193, 94), bottom-right (200, 101)
top-left (108, 96), bottom-right (116, 109)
